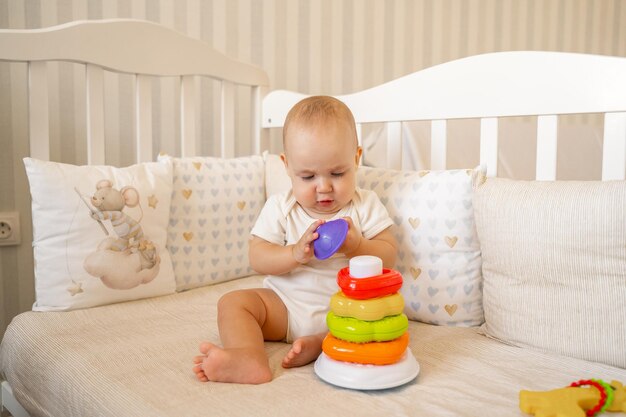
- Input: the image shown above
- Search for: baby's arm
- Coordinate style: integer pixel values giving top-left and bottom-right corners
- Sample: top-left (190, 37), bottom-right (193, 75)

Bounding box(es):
top-left (249, 219), bottom-right (323, 275)
top-left (339, 217), bottom-right (397, 268)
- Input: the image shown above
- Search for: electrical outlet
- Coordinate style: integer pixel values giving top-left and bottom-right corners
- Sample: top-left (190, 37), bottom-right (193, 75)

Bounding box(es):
top-left (0, 211), bottom-right (20, 246)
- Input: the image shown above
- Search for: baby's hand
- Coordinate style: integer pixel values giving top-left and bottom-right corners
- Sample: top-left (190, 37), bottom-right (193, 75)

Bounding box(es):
top-left (338, 217), bottom-right (362, 256)
top-left (292, 219), bottom-right (324, 264)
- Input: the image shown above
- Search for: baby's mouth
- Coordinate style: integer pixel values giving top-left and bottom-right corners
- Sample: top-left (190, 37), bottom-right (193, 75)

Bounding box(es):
top-left (318, 199), bottom-right (334, 206)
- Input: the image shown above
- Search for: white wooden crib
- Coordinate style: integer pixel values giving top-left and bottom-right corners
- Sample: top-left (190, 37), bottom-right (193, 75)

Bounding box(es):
top-left (1, 19), bottom-right (625, 417)
top-left (1, 20), bottom-right (624, 178)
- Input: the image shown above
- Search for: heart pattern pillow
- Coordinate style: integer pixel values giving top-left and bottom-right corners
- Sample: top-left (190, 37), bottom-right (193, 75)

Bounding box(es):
top-left (160, 155), bottom-right (265, 291)
top-left (357, 166), bottom-right (484, 326)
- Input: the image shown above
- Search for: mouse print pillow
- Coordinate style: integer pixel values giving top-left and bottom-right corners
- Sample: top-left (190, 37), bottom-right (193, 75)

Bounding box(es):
top-left (24, 157), bottom-right (176, 311)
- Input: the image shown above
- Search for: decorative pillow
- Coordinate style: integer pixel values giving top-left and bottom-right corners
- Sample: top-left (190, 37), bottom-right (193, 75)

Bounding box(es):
top-left (159, 155), bottom-right (265, 291)
top-left (473, 177), bottom-right (626, 368)
top-left (357, 166), bottom-right (484, 326)
top-left (23, 157), bottom-right (175, 311)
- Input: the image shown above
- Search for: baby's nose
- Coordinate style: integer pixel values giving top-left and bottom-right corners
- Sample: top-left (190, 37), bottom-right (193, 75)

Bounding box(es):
top-left (317, 178), bottom-right (332, 192)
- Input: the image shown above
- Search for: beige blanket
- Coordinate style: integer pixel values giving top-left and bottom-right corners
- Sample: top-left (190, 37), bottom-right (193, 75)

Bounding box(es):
top-left (2, 276), bottom-right (625, 417)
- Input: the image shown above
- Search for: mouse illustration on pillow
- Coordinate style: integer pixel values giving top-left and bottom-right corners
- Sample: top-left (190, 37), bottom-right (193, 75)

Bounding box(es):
top-left (80, 179), bottom-right (160, 290)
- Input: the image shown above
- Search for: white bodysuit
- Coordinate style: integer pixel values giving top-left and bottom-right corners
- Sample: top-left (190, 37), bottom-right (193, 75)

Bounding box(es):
top-left (250, 187), bottom-right (394, 342)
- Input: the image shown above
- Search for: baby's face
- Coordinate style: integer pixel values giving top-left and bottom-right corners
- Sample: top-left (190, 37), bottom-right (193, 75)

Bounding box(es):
top-left (282, 119), bottom-right (361, 219)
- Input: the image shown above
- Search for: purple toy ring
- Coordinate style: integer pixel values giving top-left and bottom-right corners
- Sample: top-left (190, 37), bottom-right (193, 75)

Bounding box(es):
top-left (313, 218), bottom-right (349, 260)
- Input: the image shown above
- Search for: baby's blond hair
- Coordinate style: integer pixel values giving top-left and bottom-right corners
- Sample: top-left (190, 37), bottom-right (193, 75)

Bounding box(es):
top-left (282, 96), bottom-right (357, 153)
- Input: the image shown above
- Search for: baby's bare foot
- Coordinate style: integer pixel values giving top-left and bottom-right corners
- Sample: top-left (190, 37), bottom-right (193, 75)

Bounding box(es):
top-left (192, 342), bottom-right (272, 384)
top-left (282, 334), bottom-right (325, 368)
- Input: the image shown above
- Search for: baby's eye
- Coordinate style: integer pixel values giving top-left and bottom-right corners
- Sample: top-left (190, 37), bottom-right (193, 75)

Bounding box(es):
top-left (331, 172), bottom-right (344, 177)
top-left (301, 175), bottom-right (314, 181)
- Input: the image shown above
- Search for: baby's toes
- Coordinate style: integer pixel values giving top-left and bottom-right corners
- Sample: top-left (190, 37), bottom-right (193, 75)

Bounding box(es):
top-left (199, 341), bottom-right (213, 354)
top-left (192, 363), bottom-right (209, 380)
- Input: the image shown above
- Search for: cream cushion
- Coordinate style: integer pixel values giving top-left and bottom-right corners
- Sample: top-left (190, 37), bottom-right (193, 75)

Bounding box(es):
top-left (473, 177), bottom-right (626, 368)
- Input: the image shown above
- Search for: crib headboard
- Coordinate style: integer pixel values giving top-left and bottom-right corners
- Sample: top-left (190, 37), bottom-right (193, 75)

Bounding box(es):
top-left (263, 51), bottom-right (626, 180)
top-left (0, 19), bottom-right (269, 164)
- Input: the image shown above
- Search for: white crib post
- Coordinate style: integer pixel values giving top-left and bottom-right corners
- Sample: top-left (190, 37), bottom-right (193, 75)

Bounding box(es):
top-left (28, 61), bottom-right (50, 161)
top-left (86, 64), bottom-right (105, 165)
top-left (221, 81), bottom-right (235, 158)
top-left (480, 117), bottom-right (498, 177)
top-left (355, 123), bottom-right (364, 163)
top-left (386, 121), bottom-right (402, 169)
top-left (535, 115), bottom-right (558, 180)
top-left (180, 75), bottom-right (197, 158)
top-left (355, 123), bottom-right (363, 147)
top-left (251, 85), bottom-right (262, 155)
top-left (135, 74), bottom-right (152, 163)
top-left (430, 120), bottom-right (447, 170)
top-left (602, 112), bottom-right (626, 180)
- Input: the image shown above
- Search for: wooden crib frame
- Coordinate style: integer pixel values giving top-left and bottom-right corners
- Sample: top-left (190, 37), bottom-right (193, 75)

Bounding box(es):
top-left (1, 18), bottom-right (626, 417)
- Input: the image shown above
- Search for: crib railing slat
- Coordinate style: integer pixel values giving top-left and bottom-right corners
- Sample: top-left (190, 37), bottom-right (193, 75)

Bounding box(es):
top-left (430, 120), bottom-right (447, 170)
top-left (535, 115), bottom-right (558, 180)
top-left (602, 112), bottom-right (626, 180)
top-left (251, 86), bottom-right (263, 154)
top-left (180, 75), bottom-right (196, 157)
top-left (355, 123), bottom-right (363, 165)
top-left (480, 117), bottom-right (498, 176)
top-left (355, 123), bottom-right (363, 148)
top-left (135, 74), bottom-right (152, 163)
top-left (86, 64), bottom-right (105, 165)
top-left (28, 61), bottom-right (50, 161)
top-left (386, 121), bottom-right (402, 169)
top-left (221, 81), bottom-right (235, 158)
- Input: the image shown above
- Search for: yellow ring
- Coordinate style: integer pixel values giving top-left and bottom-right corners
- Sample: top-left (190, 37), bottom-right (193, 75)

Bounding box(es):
top-left (329, 291), bottom-right (404, 321)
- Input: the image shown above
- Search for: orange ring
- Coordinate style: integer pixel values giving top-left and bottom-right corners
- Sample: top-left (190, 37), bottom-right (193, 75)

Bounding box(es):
top-left (322, 332), bottom-right (409, 365)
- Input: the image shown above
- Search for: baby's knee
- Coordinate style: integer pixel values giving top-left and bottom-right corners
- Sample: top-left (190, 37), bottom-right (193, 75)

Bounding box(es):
top-left (217, 290), bottom-right (255, 313)
top-left (217, 291), bottom-right (238, 311)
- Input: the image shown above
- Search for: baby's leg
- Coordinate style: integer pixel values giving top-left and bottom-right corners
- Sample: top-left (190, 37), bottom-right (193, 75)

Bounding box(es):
top-left (282, 332), bottom-right (326, 368)
top-left (193, 288), bottom-right (287, 384)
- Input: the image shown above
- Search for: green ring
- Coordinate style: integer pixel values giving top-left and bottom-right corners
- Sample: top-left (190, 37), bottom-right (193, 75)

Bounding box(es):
top-left (326, 311), bottom-right (408, 343)
top-left (592, 379), bottom-right (614, 412)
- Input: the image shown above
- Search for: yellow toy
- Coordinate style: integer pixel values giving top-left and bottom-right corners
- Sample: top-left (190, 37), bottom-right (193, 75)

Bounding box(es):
top-left (520, 379), bottom-right (626, 417)
top-left (329, 291), bottom-right (404, 321)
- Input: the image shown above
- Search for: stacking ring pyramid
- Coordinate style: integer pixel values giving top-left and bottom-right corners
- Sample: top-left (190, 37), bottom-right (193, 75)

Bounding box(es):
top-left (314, 255), bottom-right (420, 390)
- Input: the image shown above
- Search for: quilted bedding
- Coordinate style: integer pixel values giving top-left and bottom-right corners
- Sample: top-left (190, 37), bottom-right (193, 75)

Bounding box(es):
top-left (2, 275), bottom-right (625, 417)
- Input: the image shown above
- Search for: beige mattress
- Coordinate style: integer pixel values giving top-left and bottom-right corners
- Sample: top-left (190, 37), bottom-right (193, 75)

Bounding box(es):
top-left (2, 275), bottom-right (625, 417)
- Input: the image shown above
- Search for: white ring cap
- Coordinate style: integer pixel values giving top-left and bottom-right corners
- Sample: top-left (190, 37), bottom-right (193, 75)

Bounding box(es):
top-left (349, 255), bottom-right (383, 278)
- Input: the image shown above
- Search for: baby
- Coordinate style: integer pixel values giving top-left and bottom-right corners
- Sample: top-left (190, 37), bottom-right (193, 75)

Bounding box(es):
top-left (193, 95), bottom-right (397, 384)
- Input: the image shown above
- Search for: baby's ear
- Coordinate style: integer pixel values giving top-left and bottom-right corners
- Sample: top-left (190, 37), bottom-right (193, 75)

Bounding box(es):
top-left (280, 153), bottom-right (288, 168)
top-left (355, 146), bottom-right (363, 166)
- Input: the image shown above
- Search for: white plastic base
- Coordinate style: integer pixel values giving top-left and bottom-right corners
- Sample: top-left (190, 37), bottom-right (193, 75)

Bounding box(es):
top-left (314, 350), bottom-right (420, 390)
